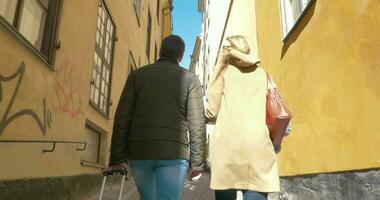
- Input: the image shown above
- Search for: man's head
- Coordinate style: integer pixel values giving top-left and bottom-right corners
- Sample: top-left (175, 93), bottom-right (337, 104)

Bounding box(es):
top-left (159, 35), bottom-right (185, 62)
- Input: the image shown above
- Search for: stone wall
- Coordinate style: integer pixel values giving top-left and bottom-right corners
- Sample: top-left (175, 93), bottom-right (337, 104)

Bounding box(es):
top-left (269, 168), bottom-right (380, 200)
top-left (0, 174), bottom-right (139, 200)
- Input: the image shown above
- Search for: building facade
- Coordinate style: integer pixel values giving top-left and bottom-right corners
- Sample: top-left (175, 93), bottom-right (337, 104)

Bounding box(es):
top-left (189, 36), bottom-right (201, 87)
top-left (195, 0), bottom-right (231, 92)
top-left (197, 0), bottom-right (380, 199)
top-left (0, 0), bottom-right (172, 198)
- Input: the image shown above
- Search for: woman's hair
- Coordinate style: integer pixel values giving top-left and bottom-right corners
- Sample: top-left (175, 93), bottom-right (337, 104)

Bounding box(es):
top-left (159, 35), bottom-right (185, 60)
top-left (226, 35), bottom-right (250, 54)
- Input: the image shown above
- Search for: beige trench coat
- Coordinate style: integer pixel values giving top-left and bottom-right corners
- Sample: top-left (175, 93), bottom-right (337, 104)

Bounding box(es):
top-left (206, 38), bottom-right (280, 192)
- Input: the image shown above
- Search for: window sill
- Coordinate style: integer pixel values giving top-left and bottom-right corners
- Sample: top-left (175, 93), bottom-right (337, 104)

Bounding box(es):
top-left (89, 101), bottom-right (110, 119)
top-left (282, 0), bottom-right (316, 43)
top-left (0, 16), bottom-right (56, 71)
top-left (81, 160), bottom-right (106, 169)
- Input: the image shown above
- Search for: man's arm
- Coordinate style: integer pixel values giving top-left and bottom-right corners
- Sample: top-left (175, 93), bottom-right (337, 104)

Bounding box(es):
top-left (109, 72), bottom-right (136, 166)
top-left (187, 75), bottom-right (207, 171)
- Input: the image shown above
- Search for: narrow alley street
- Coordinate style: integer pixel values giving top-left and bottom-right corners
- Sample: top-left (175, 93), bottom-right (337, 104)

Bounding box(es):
top-left (1, 0), bottom-right (380, 199)
top-left (182, 173), bottom-right (215, 200)
top-left (92, 173), bottom-right (215, 200)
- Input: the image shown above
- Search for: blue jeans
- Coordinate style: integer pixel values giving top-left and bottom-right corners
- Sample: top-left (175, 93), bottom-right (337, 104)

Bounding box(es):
top-left (129, 159), bottom-right (189, 200)
top-left (215, 189), bottom-right (268, 200)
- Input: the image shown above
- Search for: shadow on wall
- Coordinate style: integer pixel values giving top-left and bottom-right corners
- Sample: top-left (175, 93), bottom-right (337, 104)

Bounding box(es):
top-left (281, 0), bottom-right (317, 59)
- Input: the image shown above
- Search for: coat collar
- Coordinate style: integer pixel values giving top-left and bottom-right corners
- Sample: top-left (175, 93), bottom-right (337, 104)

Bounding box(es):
top-left (157, 57), bottom-right (179, 65)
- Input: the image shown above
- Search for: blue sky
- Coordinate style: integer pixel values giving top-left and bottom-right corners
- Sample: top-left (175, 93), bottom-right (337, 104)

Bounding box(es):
top-left (172, 0), bottom-right (202, 69)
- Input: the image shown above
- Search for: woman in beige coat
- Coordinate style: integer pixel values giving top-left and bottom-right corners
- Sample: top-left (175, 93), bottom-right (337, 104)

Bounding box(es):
top-left (206, 35), bottom-right (280, 200)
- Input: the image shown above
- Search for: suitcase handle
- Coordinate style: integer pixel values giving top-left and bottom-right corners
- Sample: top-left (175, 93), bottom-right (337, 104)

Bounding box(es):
top-left (99, 169), bottom-right (128, 200)
top-left (102, 169), bottom-right (128, 176)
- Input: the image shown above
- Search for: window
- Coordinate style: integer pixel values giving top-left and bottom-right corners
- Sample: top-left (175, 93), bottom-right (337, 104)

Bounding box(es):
top-left (82, 125), bottom-right (101, 163)
top-left (128, 51), bottom-right (137, 74)
top-left (0, 1), bottom-right (17, 24)
top-left (90, 0), bottom-right (115, 115)
top-left (156, 0), bottom-right (160, 23)
top-left (280, 0), bottom-right (312, 39)
top-left (0, 0), bottom-right (61, 63)
top-left (133, 0), bottom-right (141, 18)
top-left (146, 10), bottom-right (152, 62)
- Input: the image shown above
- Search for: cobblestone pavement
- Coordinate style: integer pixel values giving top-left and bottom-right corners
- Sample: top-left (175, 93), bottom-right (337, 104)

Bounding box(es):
top-left (182, 172), bottom-right (215, 200)
top-left (91, 172), bottom-right (250, 200)
top-left (183, 173), bottom-right (270, 200)
top-left (91, 172), bottom-right (215, 200)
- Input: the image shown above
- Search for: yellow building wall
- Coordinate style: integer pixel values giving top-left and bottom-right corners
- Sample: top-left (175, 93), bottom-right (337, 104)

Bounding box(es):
top-left (222, 0), bottom-right (259, 60)
top-left (0, 0), bottom-right (171, 181)
top-left (255, 0), bottom-right (380, 176)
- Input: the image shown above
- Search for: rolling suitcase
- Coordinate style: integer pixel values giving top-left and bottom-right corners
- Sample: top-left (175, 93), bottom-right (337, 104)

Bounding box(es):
top-left (98, 169), bottom-right (128, 200)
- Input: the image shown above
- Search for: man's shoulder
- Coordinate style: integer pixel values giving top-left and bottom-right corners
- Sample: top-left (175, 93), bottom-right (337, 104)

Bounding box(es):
top-left (135, 64), bottom-right (155, 72)
top-left (131, 64), bottom-right (154, 76)
top-left (169, 64), bottom-right (194, 76)
top-left (179, 66), bottom-right (193, 74)
top-left (140, 62), bottom-right (193, 74)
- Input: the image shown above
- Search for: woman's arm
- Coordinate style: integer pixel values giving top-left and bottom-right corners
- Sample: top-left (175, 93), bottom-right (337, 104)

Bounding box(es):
top-left (205, 49), bottom-right (229, 120)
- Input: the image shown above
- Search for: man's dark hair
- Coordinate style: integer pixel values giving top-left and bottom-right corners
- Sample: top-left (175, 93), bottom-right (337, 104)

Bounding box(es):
top-left (159, 35), bottom-right (185, 60)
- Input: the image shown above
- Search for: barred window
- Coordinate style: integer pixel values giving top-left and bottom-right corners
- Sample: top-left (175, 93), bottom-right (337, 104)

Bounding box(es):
top-left (90, 0), bottom-right (115, 115)
top-left (0, 0), bottom-right (61, 64)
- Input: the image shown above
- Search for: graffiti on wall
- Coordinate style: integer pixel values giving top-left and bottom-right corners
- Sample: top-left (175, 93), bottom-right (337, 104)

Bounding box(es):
top-left (0, 62), bottom-right (52, 135)
top-left (55, 58), bottom-right (83, 118)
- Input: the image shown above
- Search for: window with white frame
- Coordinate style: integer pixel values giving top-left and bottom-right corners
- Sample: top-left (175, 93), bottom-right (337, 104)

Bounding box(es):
top-left (90, 0), bottom-right (115, 115)
top-left (280, 0), bottom-right (312, 39)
